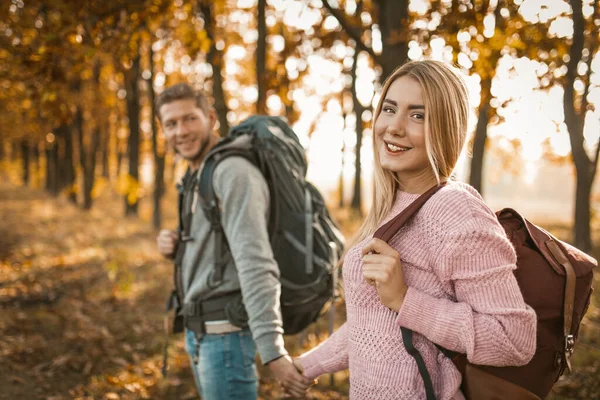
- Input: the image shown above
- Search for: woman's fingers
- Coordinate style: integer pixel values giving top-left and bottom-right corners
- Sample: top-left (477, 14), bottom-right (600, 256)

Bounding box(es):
top-left (361, 238), bottom-right (399, 257)
top-left (361, 253), bottom-right (396, 265)
top-left (363, 269), bottom-right (388, 283)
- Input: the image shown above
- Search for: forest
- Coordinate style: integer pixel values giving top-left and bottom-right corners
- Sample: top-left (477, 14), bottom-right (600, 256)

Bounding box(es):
top-left (0, 0), bottom-right (599, 399)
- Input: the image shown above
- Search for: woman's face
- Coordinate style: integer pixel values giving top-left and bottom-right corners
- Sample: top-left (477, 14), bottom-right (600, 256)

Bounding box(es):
top-left (374, 76), bottom-right (432, 183)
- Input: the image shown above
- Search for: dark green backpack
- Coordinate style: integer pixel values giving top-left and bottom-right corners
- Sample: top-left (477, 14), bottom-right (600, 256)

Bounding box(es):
top-left (197, 115), bottom-right (344, 335)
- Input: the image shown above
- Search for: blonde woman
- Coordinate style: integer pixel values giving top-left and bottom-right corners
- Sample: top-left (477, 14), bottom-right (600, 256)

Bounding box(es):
top-left (293, 61), bottom-right (537, 399)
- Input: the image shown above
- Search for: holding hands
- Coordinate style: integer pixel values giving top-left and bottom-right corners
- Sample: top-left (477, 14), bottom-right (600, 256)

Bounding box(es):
top-left (268, 355), bottom-right (315, 398)
top-left (361, 238), bottom-right (408, 312)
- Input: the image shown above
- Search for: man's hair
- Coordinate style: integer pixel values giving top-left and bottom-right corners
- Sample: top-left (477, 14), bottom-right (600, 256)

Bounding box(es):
top-left (155, 83), bottom-right (211, 121)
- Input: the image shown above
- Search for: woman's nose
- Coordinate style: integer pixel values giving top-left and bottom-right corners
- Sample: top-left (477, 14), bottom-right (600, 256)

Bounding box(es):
top-left (385, 122), bottom-right (406, 138)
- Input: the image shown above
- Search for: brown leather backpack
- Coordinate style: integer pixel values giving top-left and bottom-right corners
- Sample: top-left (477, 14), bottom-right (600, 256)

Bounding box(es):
top-left (374, 184), bottom-right (597, 400)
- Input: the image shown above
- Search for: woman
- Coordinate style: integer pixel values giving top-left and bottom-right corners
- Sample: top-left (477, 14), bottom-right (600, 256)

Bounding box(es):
top-left (294, 61), bottom-right (537, 400)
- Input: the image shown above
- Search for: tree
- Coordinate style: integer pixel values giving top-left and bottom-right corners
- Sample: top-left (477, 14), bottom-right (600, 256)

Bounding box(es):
top-left (564, 0), bottom-right (600, 252)
top-left (350, 48), bottom-right (366, 213)
top-left (320, 0), bottom-right (410, 212)
top-left (321, 0), bottom-right (410, 78)
top-left (198, 0), bottom-right (230, 137)
top-left (256, 0), bottom-right (267, 114)
top-left (418, 0), bottom-right (562, 194)
top-left (147, 40), bottom-right (165, 230)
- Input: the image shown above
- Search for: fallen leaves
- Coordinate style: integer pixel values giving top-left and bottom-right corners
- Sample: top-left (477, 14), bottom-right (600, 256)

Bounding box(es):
top-left (0, 181), bottom-right (598, 400)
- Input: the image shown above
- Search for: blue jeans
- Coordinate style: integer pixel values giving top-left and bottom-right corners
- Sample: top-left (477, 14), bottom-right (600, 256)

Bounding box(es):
top-left (184, 328), bottom-right (258, 400)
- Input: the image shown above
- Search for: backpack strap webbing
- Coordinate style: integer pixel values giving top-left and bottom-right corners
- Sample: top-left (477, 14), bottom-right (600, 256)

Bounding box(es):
top-left (372, 182), bottom-right (446, 400)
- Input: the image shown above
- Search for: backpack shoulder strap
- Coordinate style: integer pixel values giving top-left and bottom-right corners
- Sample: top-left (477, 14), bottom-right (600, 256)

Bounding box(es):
top-left (373, 182), bottom-right (446, 242)
top-left (373, 182), bottom-right (446, 400)
top-left (402, 328), bottom-right (437, 400)
top-left (197, 148), bottom-right (258, 288)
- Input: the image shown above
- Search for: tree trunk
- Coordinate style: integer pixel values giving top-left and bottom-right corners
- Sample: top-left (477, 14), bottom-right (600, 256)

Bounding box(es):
top-left (76, 100), bottom-right (100, 210)
top-left (469, 76), bottom-right (492, 195)
top-left (148, 43), bottom-right (165, 230)
top-left (62, 124), bottom-right (77, 204)
top-left (78, 60), bottom-right (103, 210)
top-left (565, 0), bottom-right (593, 252)
top-left (125, 53), bottom-right (141, 216)
top-left (574, 169), bottom-right (592, 251)
top-left (102, 130), bottom-right (110, 178)
top-left (256, 0), bottom-right (267, 114)
top-left (117, 135), bottom-right (125, 179)
top-left (351, 50), bottom-right (364, 214)
top-left (376, 0), bottom-right (409, 80)
top-left (83, 127), bottom-right (100, 210)
top-left (20, 140), bottom-right (30, 186)
top-left (75, 105), bottom-right (85, 208)
top-left (31, 143), bottom-right (40, 187)
top-left (200, 1), bottom-right (230, 137)
top-left (339, 117), bottom-right (346, 209)
top-left (469, 103), bottom-right (490, 195)
top-left (45, 140), bottom-right (58, 195)
top-left (11, 141), bottom-right (19, 162)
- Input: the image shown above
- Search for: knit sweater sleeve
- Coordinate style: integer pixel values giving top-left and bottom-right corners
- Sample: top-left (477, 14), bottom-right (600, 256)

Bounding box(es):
top-left (396, 210), bottom-right (537, 367)
top-left (297, 323), bottom-right (349, 379)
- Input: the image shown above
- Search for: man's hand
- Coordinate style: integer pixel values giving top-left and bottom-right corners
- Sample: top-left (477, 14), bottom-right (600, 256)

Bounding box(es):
top-left (268, 355), bottom-right (314, 398)
top-left (361, 238), bottom-right (408, 312)
top-left (157, 229), bottom-right (179, 259)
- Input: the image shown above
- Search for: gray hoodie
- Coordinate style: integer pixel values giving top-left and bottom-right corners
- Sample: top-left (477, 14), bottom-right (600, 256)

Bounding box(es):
top-left (180, 152), bottom-right (286, 364)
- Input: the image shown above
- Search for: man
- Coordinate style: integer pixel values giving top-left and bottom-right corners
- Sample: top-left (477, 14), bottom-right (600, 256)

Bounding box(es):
top-left (155, 83), bottom-right (313, 399)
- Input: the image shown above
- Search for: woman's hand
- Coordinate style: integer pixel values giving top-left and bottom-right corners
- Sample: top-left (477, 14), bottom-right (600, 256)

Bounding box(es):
top-left (361, 238), bottom-right (408, 312)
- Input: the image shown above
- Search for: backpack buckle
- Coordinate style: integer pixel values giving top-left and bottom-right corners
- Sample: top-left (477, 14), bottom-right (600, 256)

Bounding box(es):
top-left (564, 334), bottom-right (574, 354)
top-left (564, 334), bottom-right (575, 373)
top-left (180, 234), bottom-right (193, 242)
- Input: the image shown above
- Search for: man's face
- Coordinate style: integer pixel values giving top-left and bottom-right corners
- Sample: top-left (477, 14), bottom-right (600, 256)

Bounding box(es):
top-left (159, 99), bottom-right (216, 164)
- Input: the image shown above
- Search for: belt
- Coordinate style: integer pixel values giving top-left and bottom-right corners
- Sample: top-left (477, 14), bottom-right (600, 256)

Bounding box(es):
top-left (204, 321), bottom-right (243, 334)
top-left (182, 292), bottom-right (244, 335)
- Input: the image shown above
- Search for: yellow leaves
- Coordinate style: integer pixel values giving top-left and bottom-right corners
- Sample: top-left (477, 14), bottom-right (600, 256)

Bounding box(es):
top-left (200, 38), bottom-right (213, 55)
top-left (117, 174), bottom-right (143, 205)
top-left (196, 30), bottom-right (213, 54)
top-left (106, 260), bottom-right (119, 282)
top-left (67, 33), bottom-right (80, 45)
top-left (487, 31), bottom-right (505, 52)
top-left (21, 99), bottom-right (32, 109)
top-left (198, 29), bottom-right (208, 41)
top-left (42, 91), bottom-right (57, 102)
top-left (91, 177), bottom-right (108, 199)
top-left (280, 88), bottom-right (292, 107)
top-left (65, 183), bottom-right (79, 196)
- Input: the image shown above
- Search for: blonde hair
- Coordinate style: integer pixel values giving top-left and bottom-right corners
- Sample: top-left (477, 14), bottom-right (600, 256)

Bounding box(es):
top-left (346, 60), bottom-right (470, 251)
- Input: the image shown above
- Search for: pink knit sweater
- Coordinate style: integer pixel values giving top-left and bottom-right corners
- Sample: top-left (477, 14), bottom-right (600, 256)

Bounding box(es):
top-left (299, 182), bottom-right (537, 400)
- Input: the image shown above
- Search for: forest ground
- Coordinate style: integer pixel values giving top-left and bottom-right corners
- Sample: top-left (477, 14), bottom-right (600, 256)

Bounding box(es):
top-left (0, 180), bottom-right (598, 400)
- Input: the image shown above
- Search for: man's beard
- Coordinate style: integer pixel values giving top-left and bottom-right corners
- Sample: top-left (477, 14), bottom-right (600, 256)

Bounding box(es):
top-left (175, 135), bottom-right (212, 165)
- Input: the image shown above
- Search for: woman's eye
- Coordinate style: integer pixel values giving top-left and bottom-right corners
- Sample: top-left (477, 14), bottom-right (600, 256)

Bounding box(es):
top-left (412, 113), bottom-right (424, 120)
top-left (382, 106), bottom-right (395, 113)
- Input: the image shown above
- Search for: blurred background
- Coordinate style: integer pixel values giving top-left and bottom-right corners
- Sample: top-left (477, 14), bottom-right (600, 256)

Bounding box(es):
top-left (0, 0), bottom-right (598, 399)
